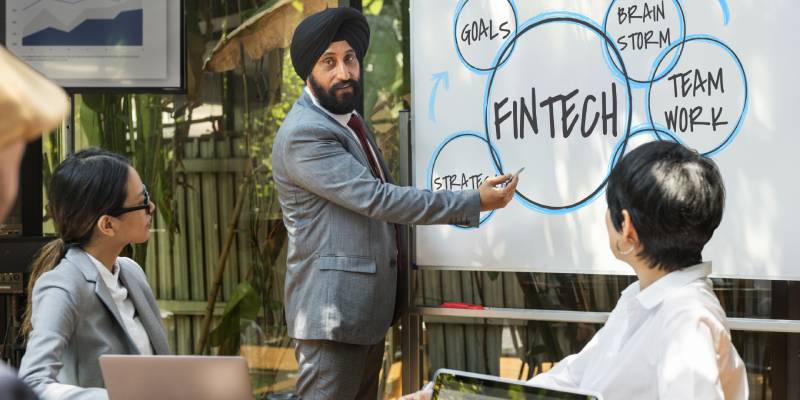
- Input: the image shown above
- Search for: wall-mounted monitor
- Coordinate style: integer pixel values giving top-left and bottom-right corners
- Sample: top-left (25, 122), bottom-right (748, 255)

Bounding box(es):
top-left (1, 0), bottom-right (184, 93)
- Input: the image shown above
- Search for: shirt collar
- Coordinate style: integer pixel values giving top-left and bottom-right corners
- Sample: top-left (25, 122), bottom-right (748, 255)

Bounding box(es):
top-left (86, 252), bottom-right (120, 286)
top-left (304, 86), bottom-right (355, 128)
top-left (620, 262), bottom-right (712, 309)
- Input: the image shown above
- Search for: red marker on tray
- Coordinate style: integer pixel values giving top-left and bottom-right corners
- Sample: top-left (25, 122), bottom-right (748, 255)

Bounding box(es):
top-left (440, 302), bottom-right (485, 310)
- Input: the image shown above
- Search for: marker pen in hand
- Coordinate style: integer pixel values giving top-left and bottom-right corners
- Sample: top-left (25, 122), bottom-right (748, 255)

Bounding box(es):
top-left (503, 167), bottom-right (525, 185)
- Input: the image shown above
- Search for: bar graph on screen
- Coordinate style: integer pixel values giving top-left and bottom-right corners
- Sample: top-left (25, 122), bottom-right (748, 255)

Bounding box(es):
top-left (5, 0), bottom-right (166, 80)
top-left (21, 4), bottom-right (144, 46)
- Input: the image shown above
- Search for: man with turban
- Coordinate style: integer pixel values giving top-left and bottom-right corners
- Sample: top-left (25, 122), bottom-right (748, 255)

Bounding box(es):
top-left (272, 7), bottom-right (519, 399)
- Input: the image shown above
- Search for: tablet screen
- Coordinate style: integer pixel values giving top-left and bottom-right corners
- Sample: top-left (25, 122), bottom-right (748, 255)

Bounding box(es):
top-left (432, 370), bottom-right (599, 400)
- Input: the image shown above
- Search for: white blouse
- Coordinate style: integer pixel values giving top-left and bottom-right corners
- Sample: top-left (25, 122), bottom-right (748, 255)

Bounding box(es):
top-left (529, 263), bottom-right (748, 400)
top-left (87, 253), bottom-right (153, 356)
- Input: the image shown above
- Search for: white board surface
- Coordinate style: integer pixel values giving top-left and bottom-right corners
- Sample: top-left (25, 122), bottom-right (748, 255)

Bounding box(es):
top-left (411, 0), bottom-right (799, 280)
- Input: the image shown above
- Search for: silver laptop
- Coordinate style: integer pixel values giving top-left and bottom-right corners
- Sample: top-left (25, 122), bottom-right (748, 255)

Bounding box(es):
top-left (432, 368), bottom-right (604, 400)
top-left (99, 355), bottom-right (254, 400)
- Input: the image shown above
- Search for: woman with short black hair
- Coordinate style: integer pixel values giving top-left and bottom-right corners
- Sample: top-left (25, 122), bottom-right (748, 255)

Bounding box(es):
top-left (528, 141), bottom-right (748, 399)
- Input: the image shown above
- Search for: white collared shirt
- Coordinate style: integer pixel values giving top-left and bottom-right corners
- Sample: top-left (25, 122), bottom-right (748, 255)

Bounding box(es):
top-left (304, 86), bottom-right (386, 181)
top-left (529, 262), bottom-right (748, 400)
top-left (86, 254), bottom-right (153, 356)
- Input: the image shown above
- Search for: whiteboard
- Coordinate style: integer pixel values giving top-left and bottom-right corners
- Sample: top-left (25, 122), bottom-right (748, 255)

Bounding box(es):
top-left (411, 0), bottom-right (799, 280)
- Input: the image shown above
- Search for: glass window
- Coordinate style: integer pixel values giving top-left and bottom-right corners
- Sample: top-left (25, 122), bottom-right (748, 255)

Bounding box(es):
top-left (414, 270), bottom-right (800, 399)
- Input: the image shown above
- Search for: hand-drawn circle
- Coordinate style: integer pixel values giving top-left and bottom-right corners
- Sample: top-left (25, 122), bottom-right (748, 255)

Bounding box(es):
top-left (426, 132), bottom-right (504, 228)
top-left (453, 0), bottom-right (519, 73)
top-left (483, 13), bottom-right (633, 214)
top-left (610, 124), bottom-right (681, 168)
top-left (646, 35), bottom-right (748, 157)
top-left (602, 0), bottom-right (686, 86)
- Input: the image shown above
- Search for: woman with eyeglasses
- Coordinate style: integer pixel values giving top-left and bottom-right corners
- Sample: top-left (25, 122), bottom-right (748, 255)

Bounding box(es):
top-left (18, 148), bottom-right (170, 399)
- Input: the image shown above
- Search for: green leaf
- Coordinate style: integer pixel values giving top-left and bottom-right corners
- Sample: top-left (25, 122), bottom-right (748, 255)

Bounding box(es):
top-left (209, 282), bottom-right (263, 355)
top-left (81, 94), bottom-right (106, 113)
top-left (364, 0), bottom-right (384, 15)
top-left (224, 281), bottom-right (263, 320)
top-left (209, 308), bottom-right (240, 347)
top-left (78, 100), bottom-right (102, 147)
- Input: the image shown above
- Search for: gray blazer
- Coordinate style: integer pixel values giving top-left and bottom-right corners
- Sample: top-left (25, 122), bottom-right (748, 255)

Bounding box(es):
top-left (272, 91), bottom-right (480, 345)
top-left (19, 248), bottom-right (170, 399)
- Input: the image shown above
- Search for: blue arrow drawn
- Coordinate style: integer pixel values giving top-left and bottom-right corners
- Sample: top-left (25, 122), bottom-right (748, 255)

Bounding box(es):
top-left (718, 0), bottom-right (730, 25)
top-left (428, 71), bottom-right (449, 122)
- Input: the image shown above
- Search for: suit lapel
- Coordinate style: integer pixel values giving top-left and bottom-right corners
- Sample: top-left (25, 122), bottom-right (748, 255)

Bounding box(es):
top-left (119, 265), bottom-right (170, 355)
top-left (65, 248), bottom-right (139, 354)
top-left (298, 92), bottom-right (379, 174)
top-left (299, 91), bottom-right (362, 149)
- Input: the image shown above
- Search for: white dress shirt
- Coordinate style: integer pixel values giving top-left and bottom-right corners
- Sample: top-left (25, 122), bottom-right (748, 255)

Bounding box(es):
top-left (87, 254), bottom-right (153, 356)
top-left (529, 262), bottom-right (748, 400)
top-left (304, 86), bottom-right (386, 181)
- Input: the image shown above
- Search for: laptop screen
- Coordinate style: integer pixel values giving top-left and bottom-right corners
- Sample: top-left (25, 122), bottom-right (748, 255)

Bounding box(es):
top-left (432, 369), bottom-right (601, 400)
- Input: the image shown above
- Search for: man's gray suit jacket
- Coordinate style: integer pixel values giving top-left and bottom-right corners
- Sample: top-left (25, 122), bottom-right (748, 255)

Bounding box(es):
top-left (19, 248), bottom-right (170, 399)
top-left (272, 91), bottom-right (480, 346)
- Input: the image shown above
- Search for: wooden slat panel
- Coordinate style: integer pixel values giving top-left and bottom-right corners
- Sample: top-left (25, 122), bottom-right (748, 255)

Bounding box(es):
top-left (421, 269), bottom-right (444, 375)
top-left (421, 269), bottom-right (441, 306)
top-left (176, 315), bottom-right (193, 355)
top-left (442, 270), bottom-right (466, 370)
top-left (504, 272), bottom-right (526, 309)
top-left (156, 212), bottom-right (174, 299)
top-left (422, 316), bottom-right (526, 326)
top-left (483, 272), bottom-right (505, 375)
top-left (424, 322), bottom-right (445, 381)
top-left (192, 316), bottom-right (203, 355)
top-left (162, 313), bottom-right (177, 356)
top-left (158, 299), bottom-right (227, 316)
top-left (172, 172), bottom-right (190, 301)
top-left (184, 140), bottom-right (207, 302)
top-left (182, 158), bottom-right (248, 173)
top-left (200, 138), bottom-right (222, 302)
top-left (461, 272), bottom-right (488, 374)
top-left (145, 228), bottom-right (158, 291)
top-left (184, 141), bottom-right (205, 355)
top-left (233, 137), bottom-right (252, 282)
top-left (215, 137), bottom-right (237, 301)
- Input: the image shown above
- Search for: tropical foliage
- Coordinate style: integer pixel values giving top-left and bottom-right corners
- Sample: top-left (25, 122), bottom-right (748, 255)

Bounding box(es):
top-left (44, 2), bottom-right (409, 389)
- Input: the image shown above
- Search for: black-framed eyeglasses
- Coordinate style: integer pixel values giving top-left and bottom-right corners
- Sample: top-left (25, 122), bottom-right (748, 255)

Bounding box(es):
top-left (108, 186), bottom-right (152, 217)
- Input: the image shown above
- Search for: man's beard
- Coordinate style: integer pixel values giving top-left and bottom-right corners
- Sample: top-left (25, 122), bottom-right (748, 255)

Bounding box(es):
top-left (309, 75), bottom-right (361, 115)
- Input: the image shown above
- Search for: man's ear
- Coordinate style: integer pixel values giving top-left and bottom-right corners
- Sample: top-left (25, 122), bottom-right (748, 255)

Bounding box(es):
top-left (620, 210), bottom-right (641, 249)
top-left (96, 215), bottom-right (116, 238)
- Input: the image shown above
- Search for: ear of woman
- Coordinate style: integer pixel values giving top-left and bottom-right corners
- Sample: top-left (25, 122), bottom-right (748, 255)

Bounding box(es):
top-left (96, 215), bottom-right (116, 238)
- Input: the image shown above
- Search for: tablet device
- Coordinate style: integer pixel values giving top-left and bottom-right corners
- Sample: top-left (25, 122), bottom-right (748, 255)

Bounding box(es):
top-left (432, 368), bottom-right (603, 400)
top-left (100, 355), bottom-right (254, 400)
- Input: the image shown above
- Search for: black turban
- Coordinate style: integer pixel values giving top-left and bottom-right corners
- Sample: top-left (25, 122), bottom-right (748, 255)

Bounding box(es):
top-left (290, 7), bottom-right (370, 80)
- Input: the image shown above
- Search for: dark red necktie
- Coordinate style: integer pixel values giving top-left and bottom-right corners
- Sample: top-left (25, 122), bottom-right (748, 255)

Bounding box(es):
top-left (346, 114), bottom-right (406, 323)
top-left (347, 114), bottom-right (383, 181)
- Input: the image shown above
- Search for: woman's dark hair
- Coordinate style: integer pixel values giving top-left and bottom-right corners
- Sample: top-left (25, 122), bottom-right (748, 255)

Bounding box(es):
top-left (606, 141), bottom-right (725, 272)
top-left (22, 148), bottom-right (131, 338)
